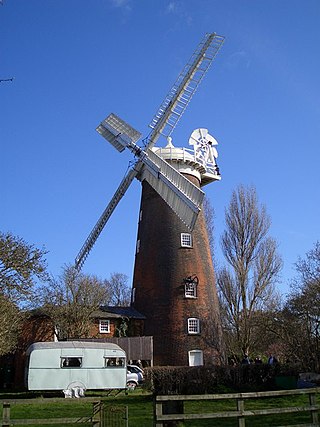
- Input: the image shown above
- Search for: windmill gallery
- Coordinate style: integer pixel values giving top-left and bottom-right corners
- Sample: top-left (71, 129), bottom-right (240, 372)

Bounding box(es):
top-left (75, 33), bottom-right (225, 367)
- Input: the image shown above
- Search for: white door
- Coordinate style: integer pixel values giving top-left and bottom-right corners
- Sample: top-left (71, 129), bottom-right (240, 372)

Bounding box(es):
top-left (188, 350), bottom-right (203, 366)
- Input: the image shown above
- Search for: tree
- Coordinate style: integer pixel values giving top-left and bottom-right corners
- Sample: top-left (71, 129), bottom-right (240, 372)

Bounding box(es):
top-left (203, 196), bottom-right (215, 259)
top-left (281, 242), bottom-right (320, 369)
top-left (0, 231), bottom-right (48, 355)
top-left (0, 231), bottom-right (48, 303)
top-left (0, 295), bottom-right (22, 356)
top-left (36, 266), bottom-right (112, 340)
top-left (217, 185), bottom-right (282, 358)
top-left (106, 272), bottom-right (131, 306)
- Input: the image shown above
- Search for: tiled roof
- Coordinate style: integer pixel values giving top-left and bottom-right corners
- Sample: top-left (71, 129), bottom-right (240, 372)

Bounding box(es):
top-left (90, 305), bottom-right (146, 320)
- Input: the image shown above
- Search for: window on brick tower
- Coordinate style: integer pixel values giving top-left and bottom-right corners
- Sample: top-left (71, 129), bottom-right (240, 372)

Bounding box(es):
top-left (187, 318), bottom-right (200, 334)
top-left (99, 319), bottom-right (110, 333)
top-left (185, 281), bottom-right (197, 298)
top-left (188, 350), bottom-right (203, 366)
top-left (181, 233), bottom-right (192, 248)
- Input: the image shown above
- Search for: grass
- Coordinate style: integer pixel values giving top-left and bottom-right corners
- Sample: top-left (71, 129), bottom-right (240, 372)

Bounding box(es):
top-left (0, 389), bottom-right (153, 427)
top-left (0, 388), bottom-right (319, 426)
top-left (181, 393), bottom-right (320, 426)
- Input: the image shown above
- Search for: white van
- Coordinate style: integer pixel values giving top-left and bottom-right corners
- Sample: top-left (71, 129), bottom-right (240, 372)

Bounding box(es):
top-left (25, 341), bottom-right (127, 395)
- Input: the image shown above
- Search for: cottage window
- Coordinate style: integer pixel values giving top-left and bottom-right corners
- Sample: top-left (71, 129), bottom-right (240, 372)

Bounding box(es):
top-left (181, 233), bottom-right (192, 248)
top-left (99, 319), bottom-right (110, 333)
top-left (187, 318), bottom-right (200, 334)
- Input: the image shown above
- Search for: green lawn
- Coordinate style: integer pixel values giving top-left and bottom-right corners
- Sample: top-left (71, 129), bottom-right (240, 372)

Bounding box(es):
top-left (0, 389), bottom-right (319, 427)
top-left (181, 393), bottom-right (320, 426)
top-left (0, 389), bottom-right (153, 427)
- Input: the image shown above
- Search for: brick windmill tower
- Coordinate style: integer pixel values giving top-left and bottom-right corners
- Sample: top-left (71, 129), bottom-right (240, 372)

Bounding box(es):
top-left (132, 131), bottom-right (223, 366)
top-left (75, 33), bottom-right (225, 366)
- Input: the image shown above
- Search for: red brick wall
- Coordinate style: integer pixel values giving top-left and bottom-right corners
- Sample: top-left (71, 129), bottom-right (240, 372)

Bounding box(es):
top-left (89, 318), bottom-right (144, 338)
top-left (132, 175), bottom-right (224, 366)
top-left (14, 315), bottom-right (54, 388)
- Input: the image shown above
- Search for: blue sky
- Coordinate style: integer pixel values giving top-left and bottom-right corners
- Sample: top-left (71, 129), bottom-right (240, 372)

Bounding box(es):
top-left (1, 0), bottom-right (319, 296)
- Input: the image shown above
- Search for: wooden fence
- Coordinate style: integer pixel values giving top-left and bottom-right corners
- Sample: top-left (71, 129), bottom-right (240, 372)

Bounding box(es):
top-left (154, 387), bottom-right (320, 426)
top-left (1, 398), bottom-right (102, 426)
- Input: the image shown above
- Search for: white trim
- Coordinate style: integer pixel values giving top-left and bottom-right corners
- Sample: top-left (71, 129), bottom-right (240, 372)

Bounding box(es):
top-left (99, 319), bottom-right (110, 334)
top-left (185, 281), bottom-right (197, 298)
top-left (188, 349), bottom-right (204, 366)
top-left (181, 233), bottom-right (192, 248)
top-left (187, 317), bottom-right (200, 334)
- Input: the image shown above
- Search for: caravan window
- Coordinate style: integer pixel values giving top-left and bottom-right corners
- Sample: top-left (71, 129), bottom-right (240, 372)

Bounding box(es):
top-left (61, 357), bottom-right (82, 368)
top-left (104, 357), bottom-right (125, 368)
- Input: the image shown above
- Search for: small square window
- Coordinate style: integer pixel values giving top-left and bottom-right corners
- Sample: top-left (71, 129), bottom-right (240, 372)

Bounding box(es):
top-left (99, 319), bottom-right (110, 334)
top-left (188, 318), bottom-right (200, 334)
top-left (181, 233), bottom-right (192, 247)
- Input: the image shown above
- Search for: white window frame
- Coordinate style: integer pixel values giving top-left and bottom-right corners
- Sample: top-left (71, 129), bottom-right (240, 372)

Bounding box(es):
top-left (181, 233), bottom-right (192, 248)
top-left (99, 319), bottom-right (110, 334)
top-left (185, 281), bottom-right (197, 298)
top-left (187, 317), bottom-right (200, 334)
top-left (131, 287), bottom-right (136, 303)
top-left (136, 239), bottom-right (140, 254)
top-left (188, 350), bottom-right (204, 366)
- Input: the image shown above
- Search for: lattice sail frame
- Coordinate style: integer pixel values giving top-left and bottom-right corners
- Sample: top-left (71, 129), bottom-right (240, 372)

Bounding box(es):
top-left (75, 33), bottom-right (225, 271)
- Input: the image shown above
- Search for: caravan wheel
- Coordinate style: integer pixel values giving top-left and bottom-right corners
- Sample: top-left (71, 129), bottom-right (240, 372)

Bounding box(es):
top-left (64, 381), bottom-right (86, 398)
top-left (126, 381), bottom-right (137, 390)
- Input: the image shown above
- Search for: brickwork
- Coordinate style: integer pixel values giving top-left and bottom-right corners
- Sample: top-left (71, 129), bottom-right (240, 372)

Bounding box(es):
top-left (13, 314), bottom-right (54, 388)
top-left (132, 173), bottom-right (224, 366)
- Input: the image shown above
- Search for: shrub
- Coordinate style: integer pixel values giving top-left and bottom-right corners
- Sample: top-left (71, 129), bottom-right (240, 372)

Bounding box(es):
top-left (144, 364), bottom-right (302, 395)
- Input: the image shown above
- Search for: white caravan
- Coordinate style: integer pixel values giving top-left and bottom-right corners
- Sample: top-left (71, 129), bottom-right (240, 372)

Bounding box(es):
top-left (25, 341), bottom-right (127, 396)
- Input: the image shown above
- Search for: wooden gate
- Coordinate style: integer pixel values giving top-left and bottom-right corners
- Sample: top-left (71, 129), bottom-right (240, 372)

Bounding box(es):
top-left (101, 404), bottom-right (128, 427)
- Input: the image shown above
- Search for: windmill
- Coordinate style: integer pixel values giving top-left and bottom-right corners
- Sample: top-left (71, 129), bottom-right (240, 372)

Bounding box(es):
top-left (75, 33), bottom-right (224, 270)
top-left (75, 33), bottom-right (225, 366)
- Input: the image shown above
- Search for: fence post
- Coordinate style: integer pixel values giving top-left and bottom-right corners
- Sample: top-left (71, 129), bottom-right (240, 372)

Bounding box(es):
top-left (154, 396), bottom-right (163, 427)
top-left (92, 400), bottom-right (102, 427)
top-left (308, 392), bottom-right (319, 425)
top-left (2, 402), bottom-right (10, 427)
top-left (125, 405), bottom-right (129, 427)
top-left (236, 398), bottom-right (246, 427)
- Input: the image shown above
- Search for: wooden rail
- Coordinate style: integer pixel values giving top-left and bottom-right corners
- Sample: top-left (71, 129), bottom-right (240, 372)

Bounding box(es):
top-left (1, 399), bottom-right (102, 426)
top-left (154, 387), bottom-right (320, 426)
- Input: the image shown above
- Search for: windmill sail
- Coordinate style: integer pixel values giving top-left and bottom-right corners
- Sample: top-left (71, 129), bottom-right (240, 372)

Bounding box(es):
top-left (139, 149), bottom-right (204, 230)
top-left (96, 113), bottom-right (142, 153)
top-left (75, 168), bottom-right (136, 271)
top-left (75, 32), bottom-right (224, 271)
top-left (147, 33), bottom-right (225, 147)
